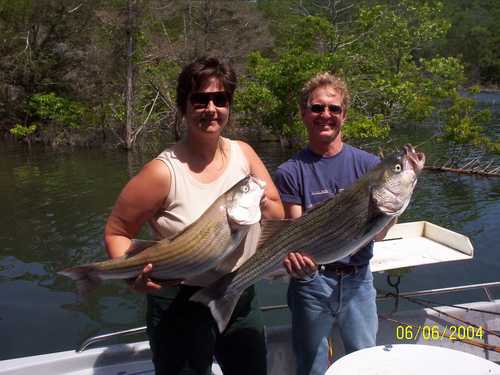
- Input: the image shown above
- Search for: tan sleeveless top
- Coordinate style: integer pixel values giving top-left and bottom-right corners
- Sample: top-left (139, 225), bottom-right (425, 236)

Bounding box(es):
top-left (149, 138), bottom-right (256, 286)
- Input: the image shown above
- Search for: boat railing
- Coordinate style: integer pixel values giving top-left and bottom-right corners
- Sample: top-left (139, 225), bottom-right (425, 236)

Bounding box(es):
top-left (76, 304), bottom-right (290, 352)
top-left (377, 280), bottom-right (500, 302)
top-left (77, 280), bottom-right (500, 353)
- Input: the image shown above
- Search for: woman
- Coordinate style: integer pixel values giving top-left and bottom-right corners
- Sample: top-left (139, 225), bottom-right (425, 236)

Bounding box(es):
top-left (104, 57), bottom-right (284, 375)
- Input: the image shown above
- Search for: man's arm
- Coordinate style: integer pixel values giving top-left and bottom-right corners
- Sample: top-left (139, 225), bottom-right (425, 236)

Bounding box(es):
top-left (284, 203), bottom-right (303, 219)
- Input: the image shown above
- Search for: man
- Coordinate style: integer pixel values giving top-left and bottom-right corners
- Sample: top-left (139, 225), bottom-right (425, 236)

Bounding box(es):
top-left (275, 72), bottom-right (391, 375)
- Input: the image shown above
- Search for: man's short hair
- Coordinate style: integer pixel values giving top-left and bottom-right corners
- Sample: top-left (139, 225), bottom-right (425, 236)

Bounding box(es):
top-left (299, 72), bottom-right (350, 112)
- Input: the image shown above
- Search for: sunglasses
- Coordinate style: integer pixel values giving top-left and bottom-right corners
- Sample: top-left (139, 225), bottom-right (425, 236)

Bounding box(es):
top-left (190, 91), bottom-right (229, 108)
top-left (308, 103), bottom-right (343, 115)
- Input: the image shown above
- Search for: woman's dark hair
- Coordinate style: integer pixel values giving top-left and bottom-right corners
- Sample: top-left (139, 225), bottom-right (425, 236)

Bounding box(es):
top-left (176, 57), bottom-right (237, 115)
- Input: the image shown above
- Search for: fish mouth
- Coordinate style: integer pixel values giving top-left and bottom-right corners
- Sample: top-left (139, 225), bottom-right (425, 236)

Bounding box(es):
top-left (403, 144), bottom-right (425, 173)
top-left (372, 145), bottom-right (423, 217)
top-left (227, 176), bottom-right (266, 226)
top-left (250, 176), bottom-right (267, 190)
top-left (237, 176), bottom-right (266, 209)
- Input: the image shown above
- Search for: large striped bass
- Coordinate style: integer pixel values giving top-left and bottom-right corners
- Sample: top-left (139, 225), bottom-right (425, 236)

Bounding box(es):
top-left (191, 144), bottom-right (425, 332)
top-left (59, 175), bottom-right (266, 293)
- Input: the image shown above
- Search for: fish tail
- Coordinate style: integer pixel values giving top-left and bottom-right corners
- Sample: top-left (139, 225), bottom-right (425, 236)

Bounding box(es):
top-left (190, 272), bottom-right (241, 333)
top-left (58, 265), bottom-right (101, 296)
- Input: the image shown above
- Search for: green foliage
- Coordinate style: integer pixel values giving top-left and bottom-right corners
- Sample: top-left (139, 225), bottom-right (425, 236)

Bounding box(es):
top-left (441, 91), bottom-right (492, 146)
top-left (345, 1), bottom-right (454, 124)
top-left (442, 0), bottom-right (500, 84)
top-left (236, 14), bottom-right (340, 140)
top-left (285, 15), bottom-right (335, 52)
top-left (344, 112), bottom-right (390, 140)
top-left (248, 0), bottom-right (495, 150)
top-left (28, 93), bottom-right (85, 128)
top-left (237, 47), bottom-right (334, 141)
top-left (9, 123), bottom-right (37, 139)
top-left (106, 94), bottom-right (127, 123)
top-left (234, 79), bottom-right (279, 130)
top-left (0, 0), bottom-right (497, 149)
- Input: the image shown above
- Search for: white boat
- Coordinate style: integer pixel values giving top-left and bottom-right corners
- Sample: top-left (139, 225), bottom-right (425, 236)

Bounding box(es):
top-left (3, 291), bottom-right (500, 375)
top-left (2, 222), bottom-right (499, 374)
top-left (326, 344), bottom-right (500, 375)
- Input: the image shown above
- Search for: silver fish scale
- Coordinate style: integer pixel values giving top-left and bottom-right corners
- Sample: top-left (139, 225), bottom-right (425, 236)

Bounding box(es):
top-left (150, 219), bottom-right (237, 279)
top-left (92, 211), bottom-right (236, 281)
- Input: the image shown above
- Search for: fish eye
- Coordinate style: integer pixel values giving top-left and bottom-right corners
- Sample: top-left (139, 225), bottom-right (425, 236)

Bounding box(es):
top-left (242, 185), bottom-right (250, 193)
top-left (394, 164), bottom-right (402, 173)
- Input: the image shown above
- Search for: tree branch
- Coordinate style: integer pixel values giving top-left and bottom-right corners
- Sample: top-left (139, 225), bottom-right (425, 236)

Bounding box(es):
top-left (131, 90), bottom-right (160, 143)
top-left (67, 4), bottom-right (83, 14)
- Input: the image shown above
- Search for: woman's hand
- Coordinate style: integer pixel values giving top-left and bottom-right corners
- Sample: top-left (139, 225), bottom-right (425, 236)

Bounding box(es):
top-left (125, 263), bottom-right (182, 293)
top-left (283, 252), bottom-right (318, 279)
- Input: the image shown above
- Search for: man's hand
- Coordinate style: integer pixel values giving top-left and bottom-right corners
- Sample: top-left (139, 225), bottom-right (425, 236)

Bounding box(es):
top-left (125, 263), bottom-right (182, 293)
top-left (283, 252), bottom-right (318, 279)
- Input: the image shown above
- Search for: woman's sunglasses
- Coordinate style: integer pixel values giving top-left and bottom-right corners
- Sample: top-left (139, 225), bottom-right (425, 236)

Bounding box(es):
top-left (308, 103), bottom-right (343, 115)
top-left (190, 91), bottom-right (229, 108)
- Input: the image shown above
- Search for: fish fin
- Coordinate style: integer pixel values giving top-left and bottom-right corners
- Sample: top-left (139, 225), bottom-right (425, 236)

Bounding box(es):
top-left (125, 239), bottom-right (160, 257)
top-left (258, 219), bottom-right (293, 248)
top-left (58, 265), bottom-right (101, 296)
top-left (366, 215), bottom-right (394, 241)
top-left (189, 272), bottom-right (240, 333)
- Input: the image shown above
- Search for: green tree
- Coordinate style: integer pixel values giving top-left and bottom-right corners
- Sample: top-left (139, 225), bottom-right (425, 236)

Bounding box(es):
top-left (22, 92), bottom-right (89, 147)
top-left (236, 45), bottom-right (334, 147)
top-left (442, 0), bottom-right (500, 85)
top-left (242, 0), bottom-right (497, 151)
top-left (0, 1), bottom-right (91, 126)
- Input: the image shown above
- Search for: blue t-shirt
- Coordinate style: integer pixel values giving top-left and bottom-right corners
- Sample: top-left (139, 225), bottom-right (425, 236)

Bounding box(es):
top-left (275, 143), bottom-right (380, 266)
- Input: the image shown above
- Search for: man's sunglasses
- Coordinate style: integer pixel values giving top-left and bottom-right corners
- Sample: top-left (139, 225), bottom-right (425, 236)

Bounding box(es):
top-left (190, 91), bottom-right (229, 108)
top-left (308, 104), bottom-right (343, 115)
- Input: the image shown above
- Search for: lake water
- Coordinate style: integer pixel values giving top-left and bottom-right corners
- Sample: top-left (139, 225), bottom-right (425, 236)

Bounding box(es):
top-left (1, 92), bottom-right (499, 360)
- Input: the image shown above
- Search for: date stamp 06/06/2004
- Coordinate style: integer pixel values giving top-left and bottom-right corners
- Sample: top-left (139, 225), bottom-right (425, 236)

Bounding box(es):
top-left (395, 324), bottom-right (484, 341)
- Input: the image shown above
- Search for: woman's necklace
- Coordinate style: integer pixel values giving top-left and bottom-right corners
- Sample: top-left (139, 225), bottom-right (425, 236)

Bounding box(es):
top-left (181, 137), bottom-right (227, 174)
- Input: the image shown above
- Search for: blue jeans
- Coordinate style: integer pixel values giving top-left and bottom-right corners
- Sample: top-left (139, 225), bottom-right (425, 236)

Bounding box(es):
top-left (288, 265), bottom-right (378, 375)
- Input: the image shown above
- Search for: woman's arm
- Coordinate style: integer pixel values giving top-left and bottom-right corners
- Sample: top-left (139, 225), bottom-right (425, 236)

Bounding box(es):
top-left (104, 159), bottom-right (171, 292)
top-left (237, 141), bottom-right (284, 220)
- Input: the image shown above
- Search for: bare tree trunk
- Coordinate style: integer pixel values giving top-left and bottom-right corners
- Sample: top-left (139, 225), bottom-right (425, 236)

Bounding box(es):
top-left (127, 148), bottom-right (135, 178)
top-left (125, 0), bottom-right (135, 150)
top-left (203, 0), bottom-right (210, 54)
top-left (187, 0), bottom-right (197, 60)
